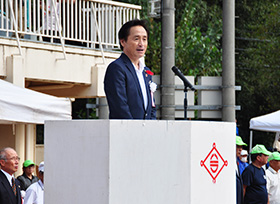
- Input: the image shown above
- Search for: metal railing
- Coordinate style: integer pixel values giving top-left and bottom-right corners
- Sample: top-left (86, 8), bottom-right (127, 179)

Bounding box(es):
top-left (0, 0), bottom-right (141, 50)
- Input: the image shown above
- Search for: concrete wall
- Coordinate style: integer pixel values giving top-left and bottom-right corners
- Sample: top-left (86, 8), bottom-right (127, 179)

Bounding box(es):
top-left (45, 120), bottom-right (235, 204)
top-left (198, 76), bottom-right (222, 118)
top-left (35, 145), bottom-right (44, 170)
top-left (0, 125), bottom-right (15, 149)
top-left (0, 37), bottom-right (119, 98)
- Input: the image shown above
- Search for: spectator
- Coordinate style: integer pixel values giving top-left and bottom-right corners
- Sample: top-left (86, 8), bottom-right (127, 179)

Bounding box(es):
top-left (17, 160), bottom-right (39, 191)
top-left (238, 150), bottom-right (249, 175)
top-left (0, 147), bottom-right (22, 204)
top-left (24, 161), bottom-right (44, 204)
top-left (42, 0), bottom-right (61, 43)
top-left (236, 136), bottom-right (247, 204)
top-left (266, 152), bottom-right (280, 204)
top-left (242, 144), bottom-right (271, 204)
top-left (42, 0), bottom-right (76, 43)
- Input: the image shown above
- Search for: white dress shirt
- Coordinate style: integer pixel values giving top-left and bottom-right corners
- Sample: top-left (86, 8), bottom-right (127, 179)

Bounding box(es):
top-left (133, 61), bottom-right (148, 110)
top-left (266, 166), bottom-right (280, 204)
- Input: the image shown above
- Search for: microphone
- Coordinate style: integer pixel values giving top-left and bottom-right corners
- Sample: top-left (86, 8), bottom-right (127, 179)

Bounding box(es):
top-left (171, 66), bottom-right (195, 91)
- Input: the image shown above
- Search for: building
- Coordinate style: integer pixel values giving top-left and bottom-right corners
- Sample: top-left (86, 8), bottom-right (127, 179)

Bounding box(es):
top-left (0, 0), bottom-right (141, 175)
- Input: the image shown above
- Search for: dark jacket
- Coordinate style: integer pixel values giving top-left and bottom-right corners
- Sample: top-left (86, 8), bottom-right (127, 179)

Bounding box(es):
top-left (0, 170), bottom-right (22, 204)
top-left (17, 173), bottom-right (39, 191)
top-left (236, 162), bottom-right (244, 204)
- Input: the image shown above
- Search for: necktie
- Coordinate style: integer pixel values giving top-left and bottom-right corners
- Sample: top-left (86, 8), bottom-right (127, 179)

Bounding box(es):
top-left (11, 178), bottom-right (17, 196)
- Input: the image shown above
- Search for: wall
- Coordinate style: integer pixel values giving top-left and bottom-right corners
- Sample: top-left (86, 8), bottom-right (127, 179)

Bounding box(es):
top-left (0, 37), bottom-right (119, 98)
top-left (35, 145), bottom-right (44, 167)
top-left (45, 120), bottom-right (235, 204)
top-left (0, 125), bottom-right (15, 149)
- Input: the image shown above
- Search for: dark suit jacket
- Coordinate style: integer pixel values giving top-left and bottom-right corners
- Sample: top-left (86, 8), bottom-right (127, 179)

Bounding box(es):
top-left (104, 53), bottom-right (156, 119)
top-left (0, 171), bottom-right (22, 204)
top-left (236, 162), bottom-right (244, 204)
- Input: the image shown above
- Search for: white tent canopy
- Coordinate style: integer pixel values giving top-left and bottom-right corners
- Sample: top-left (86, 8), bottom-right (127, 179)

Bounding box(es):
top-left (0, 79), bottom-right (72, 124)
top-left (250, 110), bottom-right (280, 132)
top-left (249, 110), bottom-right (280, 152)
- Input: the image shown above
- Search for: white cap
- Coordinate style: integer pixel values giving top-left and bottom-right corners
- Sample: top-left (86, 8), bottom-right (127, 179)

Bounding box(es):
top-left (38, 161), bottom-right (44, 172)
top-left (241, 150), bottom-right (248, 156)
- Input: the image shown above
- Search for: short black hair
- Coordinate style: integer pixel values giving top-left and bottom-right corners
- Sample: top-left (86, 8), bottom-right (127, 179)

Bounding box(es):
top-left (251, 153), bottom-right (262, 162)
top-left (118, 19), bottom-right (149, 50)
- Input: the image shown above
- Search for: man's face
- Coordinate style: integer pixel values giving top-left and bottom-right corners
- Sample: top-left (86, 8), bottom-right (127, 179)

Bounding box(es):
top-left (0, 149), bottom-right (19, 175)
top-left (120, 25), bottom-right (148, 63)
top-left (258, 154), bottom-right (269, 166)
top-left (270, 160), bottom-right (280, 171)
top-left (24, 165), bottom-right (35, 175)
top-left (239, 155), bottom-right (248, 163)
top-left (236, 145), bottom-right (243, 157)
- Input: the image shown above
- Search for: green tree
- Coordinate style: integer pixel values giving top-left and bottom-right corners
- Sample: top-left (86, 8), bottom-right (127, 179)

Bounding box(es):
top-left (175, 0), bottom-right (222, 76)
top-left (118, 0), bottom-right (223, 76)
top-left (236, 0), bottom-right (280, 147)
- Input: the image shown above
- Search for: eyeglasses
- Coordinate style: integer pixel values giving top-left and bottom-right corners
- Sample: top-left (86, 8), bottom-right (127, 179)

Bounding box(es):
top-left (6, 156), bottom-right (20, 161)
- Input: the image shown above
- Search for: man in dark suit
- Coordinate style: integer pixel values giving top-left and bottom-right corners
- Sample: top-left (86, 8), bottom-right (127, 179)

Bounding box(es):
top-left (104, 19), bottom-right (156, 119)
top-left (0, 147), bottom-right (22, 204)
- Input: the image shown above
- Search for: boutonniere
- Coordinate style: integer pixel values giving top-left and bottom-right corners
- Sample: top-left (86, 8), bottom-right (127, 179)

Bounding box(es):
top-left (149, 81), bottom-right (157, 93)
top-left (149, 81), bottom-right (157, 107)
top-left (145, 70), bottom-right (154, 77)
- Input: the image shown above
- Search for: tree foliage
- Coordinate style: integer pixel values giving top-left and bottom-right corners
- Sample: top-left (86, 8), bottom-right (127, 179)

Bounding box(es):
top-left (236, 0), bottom-right (280, 146)
top-left (119, 0), bottom-right (223, 76)
top-left (175, 0), bottom-right (222, 76)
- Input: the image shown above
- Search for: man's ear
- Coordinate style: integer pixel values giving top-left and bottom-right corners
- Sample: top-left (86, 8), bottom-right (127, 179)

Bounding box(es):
top-left (120, 39), bottom-right (125, 48)
top-left (0, 159), bottom-right (5, 167)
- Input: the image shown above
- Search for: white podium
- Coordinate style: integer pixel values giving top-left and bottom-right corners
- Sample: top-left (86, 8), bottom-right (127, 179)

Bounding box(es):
top-left (44, 120), bottom-right (236, 204)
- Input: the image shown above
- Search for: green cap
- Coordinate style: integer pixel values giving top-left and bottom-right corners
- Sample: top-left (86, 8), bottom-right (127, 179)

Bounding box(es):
top-left (251, 144), bottom-right (271, 156)
top-left (23, 160), bottom-right (35, 168)
top-left (236, 136), bottom-right (247, 146)
top-left (268, 152), bottom-right (280, 162)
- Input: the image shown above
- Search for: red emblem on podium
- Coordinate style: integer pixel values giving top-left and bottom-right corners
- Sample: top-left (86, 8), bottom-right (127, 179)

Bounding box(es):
top-left (200, 143), bottom-right (228, 183)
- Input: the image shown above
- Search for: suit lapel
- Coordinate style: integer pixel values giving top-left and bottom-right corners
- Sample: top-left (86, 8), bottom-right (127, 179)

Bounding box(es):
top-left (0, 171), bottom-right (17, 203)
top-left (15, 179), bottom-right (22, 204)
top-left (143, 68), bottom-right (152, 109)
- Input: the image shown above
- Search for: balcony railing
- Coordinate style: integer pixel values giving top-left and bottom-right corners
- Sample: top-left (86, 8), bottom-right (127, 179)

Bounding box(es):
top-left (0, 0), bottom-right (141, 51)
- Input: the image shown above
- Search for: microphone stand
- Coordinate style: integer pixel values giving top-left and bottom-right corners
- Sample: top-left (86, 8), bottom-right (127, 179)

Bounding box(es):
top-left (184, 85), bottom-right (188, 120)
top-left (171, 66), bottom-right (195, 120)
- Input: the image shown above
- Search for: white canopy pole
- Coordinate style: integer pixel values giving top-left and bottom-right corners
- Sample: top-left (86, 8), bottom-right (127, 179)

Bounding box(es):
top-left (249, 130), bottom-right (253, 163)
top-left (273, 132), bottom-right (280, 151)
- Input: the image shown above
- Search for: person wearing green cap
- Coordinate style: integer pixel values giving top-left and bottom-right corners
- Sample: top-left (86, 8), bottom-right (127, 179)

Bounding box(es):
top-left (242, 144), bottom-right (271, 204)
top-left (17, 160), bottom-right (39, 192)
top-left (236, 136), bottom-right (247, 204)
top-left (265, 152), bottom-right (280, 204)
